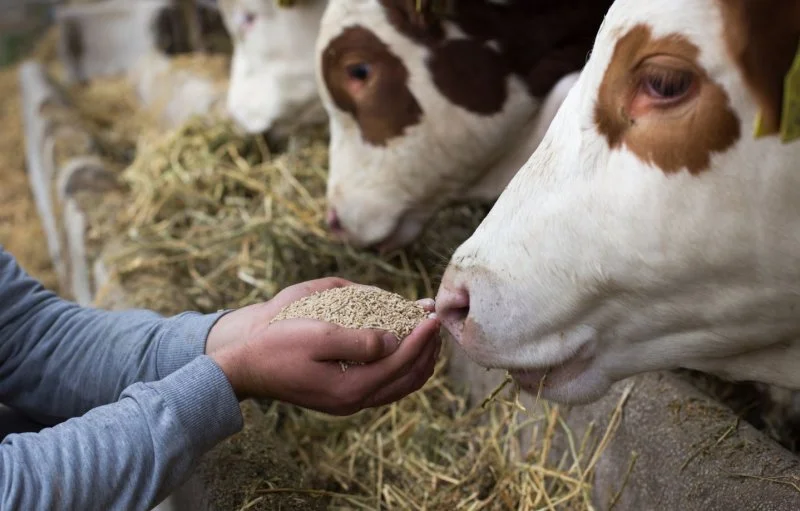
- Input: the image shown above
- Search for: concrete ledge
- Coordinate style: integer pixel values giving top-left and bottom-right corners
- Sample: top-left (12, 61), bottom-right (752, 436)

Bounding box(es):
top-left (20, 60), bottom-right (121, 305)
top-left (19, 60), bottom-right (69, 294)
top-left (571, 372), bottom-right (799, 510)
top-left (446, 344), bottom-right (800, 509)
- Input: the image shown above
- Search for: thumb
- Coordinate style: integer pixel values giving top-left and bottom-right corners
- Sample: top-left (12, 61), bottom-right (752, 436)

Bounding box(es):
top-left (313, 326), bottom-right (400, 364)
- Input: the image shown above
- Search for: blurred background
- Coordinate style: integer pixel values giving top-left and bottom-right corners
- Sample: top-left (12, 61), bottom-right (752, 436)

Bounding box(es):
top-left (0, 0), bottom-right (58, 68)
top-left (0, 0), bottom-right (232, 295)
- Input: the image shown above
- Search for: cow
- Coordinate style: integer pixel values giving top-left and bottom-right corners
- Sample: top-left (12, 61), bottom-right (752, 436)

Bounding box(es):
top-left (436, 0), bottom-right (800, 405)
top-left (315, 0), bottom-right (614, 251)
top-left (219, 0), bottom-right (328, 137)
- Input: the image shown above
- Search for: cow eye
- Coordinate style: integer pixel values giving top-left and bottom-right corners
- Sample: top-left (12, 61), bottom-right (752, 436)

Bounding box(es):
top-left (642, 67), bottom-right (695, 102)
top-left (346, 63), bottom-right (371, 82)
top-left (236, 11), bottom-right (256, 33)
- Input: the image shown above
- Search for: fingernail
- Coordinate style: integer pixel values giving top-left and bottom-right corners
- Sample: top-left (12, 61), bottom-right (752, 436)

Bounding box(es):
top-left (427, 312), bottom-right (438, 320)
top-left (416, 298), bottom-right (435, 309)
top-left (383, 333), bottom-right (400, 350)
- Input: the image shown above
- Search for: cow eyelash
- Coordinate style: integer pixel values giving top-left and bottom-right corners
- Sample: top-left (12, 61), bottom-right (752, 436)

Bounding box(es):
top-left (640, 66), bottom-right (695, 102)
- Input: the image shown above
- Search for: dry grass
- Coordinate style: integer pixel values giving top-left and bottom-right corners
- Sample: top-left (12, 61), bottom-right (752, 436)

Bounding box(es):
top-left (63, 75), bottom-right (152, 169)
top-left (244, 362), bottom-right (633, 511)
top-left (94, 117), bottom-right (486, 313)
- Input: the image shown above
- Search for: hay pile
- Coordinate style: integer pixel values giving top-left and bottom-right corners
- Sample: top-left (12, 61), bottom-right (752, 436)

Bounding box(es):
top-left (96, 117), bottom-right (486, 313)
top-left (63, 75), bottom-right (152, 169)
top-left (247, 364), bottom-right (632, 511)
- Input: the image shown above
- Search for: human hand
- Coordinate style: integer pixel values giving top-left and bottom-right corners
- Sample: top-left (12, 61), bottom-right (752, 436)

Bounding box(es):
top-left (207, 278), bottom-right (441, 415)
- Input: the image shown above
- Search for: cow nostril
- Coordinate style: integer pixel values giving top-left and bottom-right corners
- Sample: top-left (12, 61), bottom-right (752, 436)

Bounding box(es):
top-left (326, 208), bottom-right (344, 235)
top-left (436, 286), bottom-right (470, 338)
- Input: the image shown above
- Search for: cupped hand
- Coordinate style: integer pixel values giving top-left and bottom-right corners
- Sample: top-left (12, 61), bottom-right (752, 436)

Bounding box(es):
top-left (206, 278), bottom-right (441, 415)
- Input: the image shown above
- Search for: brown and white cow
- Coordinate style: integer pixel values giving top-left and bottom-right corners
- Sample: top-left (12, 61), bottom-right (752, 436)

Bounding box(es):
top-left (219, 0), bottom-right (328, 136)
top-left (316, 0), bottom-right (613, 251)
top-left (437, 0), bottom-right (800, 404)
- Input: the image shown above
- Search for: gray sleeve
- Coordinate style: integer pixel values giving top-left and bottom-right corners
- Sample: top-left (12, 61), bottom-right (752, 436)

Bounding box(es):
top-left (0, 247), bottom-right (228, 423)
top-left (0, 355), bottom-right (244, 510)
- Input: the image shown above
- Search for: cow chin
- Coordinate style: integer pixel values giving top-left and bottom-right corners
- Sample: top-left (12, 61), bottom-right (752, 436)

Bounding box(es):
top-left (508, 355), bottom-right (611, 405)
top-left (227, 81), bottom-right (276, 135)
top-left (457, 315), bottom-right (609, 405)
top-left (331, 198), bottom-right (429, 251)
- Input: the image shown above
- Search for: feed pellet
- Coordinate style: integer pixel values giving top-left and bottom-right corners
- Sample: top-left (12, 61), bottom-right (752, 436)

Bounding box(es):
top-left (270, 286), bottom-right (429, 370)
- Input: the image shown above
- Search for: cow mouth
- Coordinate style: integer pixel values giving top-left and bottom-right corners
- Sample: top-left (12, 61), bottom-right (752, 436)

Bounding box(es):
top-left (372, 213), bottom-right (429, 254)
top-left (506, 345), bottom-right (594, 396)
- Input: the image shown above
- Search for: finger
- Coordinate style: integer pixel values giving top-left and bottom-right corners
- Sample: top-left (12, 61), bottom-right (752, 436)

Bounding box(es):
top-left (363, 333), bottom-right (440, 408)
top-left (345, 317), bottom-right (441, 388)
top-left (309, 324), bottom-right (401, 363)
top-left (416, 298), bottom-right (435, 313)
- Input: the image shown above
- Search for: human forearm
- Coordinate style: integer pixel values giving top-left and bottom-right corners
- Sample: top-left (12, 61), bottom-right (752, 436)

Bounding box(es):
top-left (0, 247), bottom-right (227, 421)
top-left (0, 356), bottom-right (243, 510)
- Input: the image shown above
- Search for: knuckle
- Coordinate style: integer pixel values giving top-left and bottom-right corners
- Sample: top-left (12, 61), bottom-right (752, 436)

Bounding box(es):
top-left (321, 277), bottom-right (348, 288)
top-left (362, 333), bottom-right (384, 359)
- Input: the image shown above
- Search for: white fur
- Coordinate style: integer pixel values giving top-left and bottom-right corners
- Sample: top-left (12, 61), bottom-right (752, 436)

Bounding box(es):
top-left (439, 0), bottom-right (800, 404)
top-left (315, 0), bottom-right (578, 248)
top-left (220, 0), bottom-right (328, 135)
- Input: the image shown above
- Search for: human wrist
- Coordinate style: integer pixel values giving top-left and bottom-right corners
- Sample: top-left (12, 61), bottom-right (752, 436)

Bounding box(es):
top-left (205, 305), bottom-right (259, 356)
top-left (209, 347), bottom-right (249, 401)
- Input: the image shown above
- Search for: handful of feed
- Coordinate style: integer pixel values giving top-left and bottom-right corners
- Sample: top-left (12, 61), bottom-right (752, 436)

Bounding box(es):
top-left (270, 286), bottom-right (429, 370)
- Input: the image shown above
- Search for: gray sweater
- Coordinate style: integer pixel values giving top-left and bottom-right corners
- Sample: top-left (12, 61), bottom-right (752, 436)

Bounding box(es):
top-left (0, 247), bottom-right (244, 510)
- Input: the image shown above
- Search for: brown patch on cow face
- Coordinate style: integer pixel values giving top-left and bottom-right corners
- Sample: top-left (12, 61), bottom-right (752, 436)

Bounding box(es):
top-left (321, 25), bottom-right (423, 146)
top-left (594, 24), bottom-right (741, 175)
top-left (377, 0), bottom-right (613, 114)
top-left (428, 39), bottom-right (509, 115)
top-left (718, 0), bottom-right (800, 136)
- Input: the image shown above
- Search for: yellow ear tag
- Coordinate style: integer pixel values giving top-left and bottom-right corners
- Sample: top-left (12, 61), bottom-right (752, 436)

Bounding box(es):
top-left (754, 40), bottom-right (800, 143)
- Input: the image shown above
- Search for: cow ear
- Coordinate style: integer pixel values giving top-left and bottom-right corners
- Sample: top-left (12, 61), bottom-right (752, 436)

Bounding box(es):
top-left (380, 0), bottom-right (446, 43)
top-left (723, 0), bottom-right (800, 140)
top-left (403, 0), bottom-right (440, 29)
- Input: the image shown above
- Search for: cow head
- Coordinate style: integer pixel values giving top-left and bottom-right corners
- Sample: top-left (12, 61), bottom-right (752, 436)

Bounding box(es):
top-left (220, 0), bottom-right (328, 136)
top-left (437, 0), bottom-right (800, 403)
top-left (316, 0), bottom-right (609, 251)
